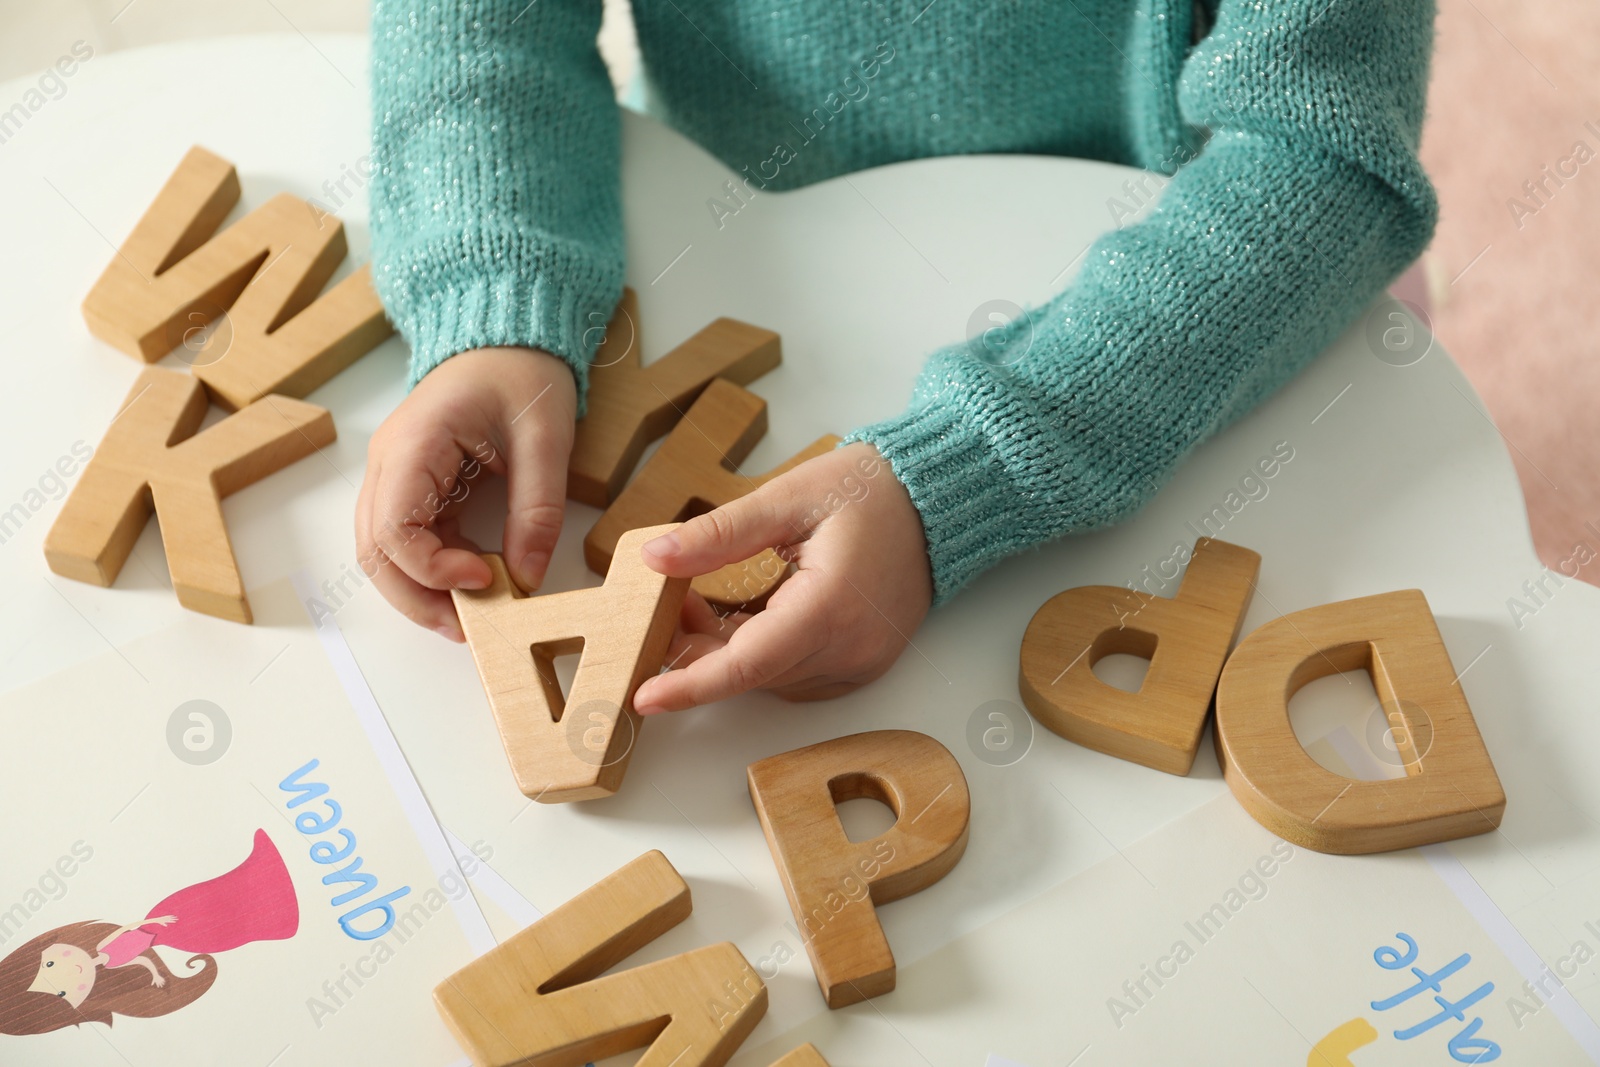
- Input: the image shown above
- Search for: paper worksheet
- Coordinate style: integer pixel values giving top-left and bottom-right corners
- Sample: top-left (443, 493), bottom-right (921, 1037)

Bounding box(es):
top-left (0, 580), bottom-right (486, 1066)
top-left (735, 787), bottom-right (1599, 1066)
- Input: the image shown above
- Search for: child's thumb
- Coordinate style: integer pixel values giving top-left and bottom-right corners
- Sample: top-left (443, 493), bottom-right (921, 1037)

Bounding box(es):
top-left (503, 444), bottom-right (569, 592)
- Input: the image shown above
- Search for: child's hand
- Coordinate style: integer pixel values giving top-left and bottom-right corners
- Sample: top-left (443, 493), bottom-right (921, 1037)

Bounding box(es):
top-left (632, 442), bottom-right (933, 711)
top-left (356, 347), bottom-right (577, 640)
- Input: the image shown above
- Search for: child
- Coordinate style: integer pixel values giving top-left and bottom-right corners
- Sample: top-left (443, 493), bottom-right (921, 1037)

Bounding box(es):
top-left (359, 1), bottom-right (1437, 715)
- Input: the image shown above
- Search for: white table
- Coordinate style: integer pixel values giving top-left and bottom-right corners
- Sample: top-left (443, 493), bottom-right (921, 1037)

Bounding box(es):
top-left (3, 33), bottom-right (1598, 1067)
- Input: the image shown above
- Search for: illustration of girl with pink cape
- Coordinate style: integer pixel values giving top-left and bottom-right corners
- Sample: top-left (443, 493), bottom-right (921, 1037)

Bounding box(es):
top-left (0, 829), bottom-right (298, 1035)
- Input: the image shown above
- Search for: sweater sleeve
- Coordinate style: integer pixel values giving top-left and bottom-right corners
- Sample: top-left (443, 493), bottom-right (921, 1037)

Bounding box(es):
top-left (847, 0), bottom-right (1439, 604)
top-left (369, 0), bottom-right (622, 406)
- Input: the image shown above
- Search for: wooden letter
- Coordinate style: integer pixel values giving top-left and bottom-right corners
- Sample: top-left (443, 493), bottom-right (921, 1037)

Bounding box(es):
top-left (569, 288), bottom-right (782, 507)
top-left (435, 850), bottom-right (766, 1067)
top-left (194, 264), bottom-right (391, 410)
top-left (43, 367), bottom-right (335, 623)
top-left (1215, 589), bottom-right (1505, 854)
top-left (585, 379), bottom-right (839, 609)
top-left (451, 525), bottom-right (689, 803)
top-left (746, 730), bottom-right (970, 1008)
top-left (82, 145), bottom-right (392, 408)
top-left (769, 1046), bottom-right (831, 1067)
top-left (1018, 538), bottom-right (1259, 775)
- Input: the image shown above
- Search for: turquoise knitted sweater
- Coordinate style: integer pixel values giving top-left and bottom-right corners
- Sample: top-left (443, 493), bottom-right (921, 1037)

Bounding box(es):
top-left (369, 0), bottom-right (1437, 604)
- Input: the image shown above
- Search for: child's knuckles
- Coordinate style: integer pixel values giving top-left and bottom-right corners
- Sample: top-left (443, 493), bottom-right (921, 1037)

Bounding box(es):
top-left (390, 543), bottom-right (450, 588)
top-left (718, 653), bottom-right (770, 696)
top-left (511, 500), bottom-right (565, 542)
top-left (692, 506), bottom-right (742, 555)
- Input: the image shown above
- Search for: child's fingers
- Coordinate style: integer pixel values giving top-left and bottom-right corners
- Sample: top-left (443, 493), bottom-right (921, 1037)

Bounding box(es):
top-left (370, 445), bottom-right (493, 593)
top-left (770, 677), bottom-right (866, 703)
top-left (501, 415), bottom-right (571, 591)
top-left (357, 461), bottom-right (460, 637)
top-left (634, 595), bottom-right (755, 709)
top-left (365, 546), bottom-right (465, 640)
top-left (657, 630), bottom-right (726, 675)
top-left (679, 590), bottom-right (751, 637)
top-left (353, 453), bottom-right (381, 562)
top-left (634, 614), bottom-right (814, 713)
top-left (634, 572), bottom-right (828, 714)
top-left (640, 480), bottom-right (803, 577)
top-left (434, 515), bottom-right (485, 556)
top-left (679, 590), bottom-right (721, 633)
top-left (735, 640), bottom-right (876, 702)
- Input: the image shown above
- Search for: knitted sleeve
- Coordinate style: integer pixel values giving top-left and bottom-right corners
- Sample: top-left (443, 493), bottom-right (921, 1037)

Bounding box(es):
top-left (368, 0), bottom-right (622, 404)
top-left (848, 0), bottom-right (1439, 604)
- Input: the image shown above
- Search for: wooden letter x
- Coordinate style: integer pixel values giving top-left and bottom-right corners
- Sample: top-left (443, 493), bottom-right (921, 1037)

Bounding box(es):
top-left (451, 525), bottom-right (689, 803)
top-left (1018, 538), bottom-right (1260, 775)
top-left (43, 366), bottom-right (334, 623)
top-left (435, 850), bottom-right (767, 1067)
top-left (569, 288), bottom-right (782, 507)
top-left (82, 145), bottom-right (392, 409)
top-left (585, 379), bottom-right (840, 609)
top-left (1215, 589), bottom-right (1505, 854)
top-left (747, 730), bottom-right (971, 1008)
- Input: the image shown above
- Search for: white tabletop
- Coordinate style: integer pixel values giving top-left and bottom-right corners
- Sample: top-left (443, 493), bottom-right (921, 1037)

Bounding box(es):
top-left (3, 33), bottom-right (1598, 1067)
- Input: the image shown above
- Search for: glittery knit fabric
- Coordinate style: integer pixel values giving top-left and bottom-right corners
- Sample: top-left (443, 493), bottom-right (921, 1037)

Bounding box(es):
top-left (370, 0), bottom-right (1438, 604)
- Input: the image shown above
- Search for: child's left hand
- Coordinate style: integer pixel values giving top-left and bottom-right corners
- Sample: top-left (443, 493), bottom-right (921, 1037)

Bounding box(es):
top-left (632, 442), bottom-right (933, 712)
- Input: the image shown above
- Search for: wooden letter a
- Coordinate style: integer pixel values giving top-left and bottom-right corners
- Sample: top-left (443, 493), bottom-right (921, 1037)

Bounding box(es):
top-left (435, 850), bottom-right (767, 1067)
top-left (747, 730), bottom-right (970, 1008)
top-left (1215, 589), bottom-right (1505, 854)
top-left (43, 366), bottom-right (334, 623)
top-left (452, 525), bottom-right (689, 803)
top-left (82, 145), bottom-right (391, 408)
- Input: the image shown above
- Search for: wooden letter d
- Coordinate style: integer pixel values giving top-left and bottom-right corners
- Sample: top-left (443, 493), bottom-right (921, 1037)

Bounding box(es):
top-left (1215, 589), bottom-right (1505, 854)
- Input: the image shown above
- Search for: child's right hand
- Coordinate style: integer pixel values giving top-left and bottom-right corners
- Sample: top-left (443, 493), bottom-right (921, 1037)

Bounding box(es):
top-left (355, 347), bottom-right (578, 641)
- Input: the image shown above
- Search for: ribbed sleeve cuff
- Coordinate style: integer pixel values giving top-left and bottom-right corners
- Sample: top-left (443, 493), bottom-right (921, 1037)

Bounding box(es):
top-left (845, 400), bottom-right (1055, 607)
top-left (848, 362), bottom-right (1159, 607)
top-left (372, 229), bottom-right (621, 414)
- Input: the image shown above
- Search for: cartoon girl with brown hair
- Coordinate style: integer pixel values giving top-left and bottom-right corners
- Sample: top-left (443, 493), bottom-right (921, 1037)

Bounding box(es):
top-left (0, 830), bottom-right (298, 1036)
